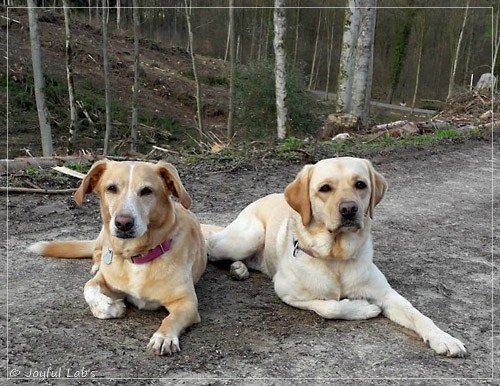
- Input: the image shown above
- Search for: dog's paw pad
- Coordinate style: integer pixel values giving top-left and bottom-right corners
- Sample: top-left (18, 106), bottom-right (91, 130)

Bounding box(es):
top-left (84, 286), bottom-right (126, 319)
top-left (428, 333), bottom-right (467, 357)
top-left (147, 332), bottom-right (180, 355)
top-left (230, 261), bottom-right (249, 280)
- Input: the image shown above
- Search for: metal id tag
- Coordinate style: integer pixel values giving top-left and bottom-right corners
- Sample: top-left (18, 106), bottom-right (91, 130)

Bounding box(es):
top-left (103, 248), bottom-right (113, 265)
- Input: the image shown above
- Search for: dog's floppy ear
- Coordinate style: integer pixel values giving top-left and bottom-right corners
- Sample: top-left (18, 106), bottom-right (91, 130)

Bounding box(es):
top-left (284, 165), bottom-right (313, 226)
top-left (157, 161), bottom-right (192, 209)
top-left (365, 160), bottom-right (388, 219)
top-left (74, 159), bottom-right (108, 205)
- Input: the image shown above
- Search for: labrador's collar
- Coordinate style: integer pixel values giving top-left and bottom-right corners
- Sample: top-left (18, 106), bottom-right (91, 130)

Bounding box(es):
top-left (292, 238), bottom-right (316, 258)
top-left (131, 239), bottom-right (172, 264)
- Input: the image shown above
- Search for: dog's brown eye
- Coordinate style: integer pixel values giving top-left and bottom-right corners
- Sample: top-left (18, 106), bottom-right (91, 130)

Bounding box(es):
top-left (319, 184), bottom-right (332, 192)
top-left (139, 187), bottom-right (153, 196)
top-left (107, 184), bottom-right (118, 193)
top-left (355, 181), bottom-right (367, 189)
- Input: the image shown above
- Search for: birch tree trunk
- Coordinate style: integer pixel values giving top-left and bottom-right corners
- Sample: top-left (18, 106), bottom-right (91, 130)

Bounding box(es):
top-left (336, 0), bottom-right (360, 113)
top-left (131, 0), bottom-right (140, 151)
top-left (63, 0), bottom-right (77, 154)
top-left (184, 0), bottom-right (203, 135)
top-left (324, 11), bottom-right (334, 101)
top-left (308, 9), bottom-right (322, 91)
top-left (224, 21), bottom-right (230, 63)
top-left (447, 1), bottom-right (469, 100)
top-left (102, 0), bottom-right (112, 156)
top-left (411, 14), bottom-right (426, 114)
top-left (227, 0), bottom-right (236, 138)
top-left (293, 3), bottom-right (300, 63)
top-left (273, 0), bottom-right (287, 140)
top-left (116, 0), bottom-right (121, 30)
top-left (27, 0), bottom-right (53, 156)
top-left (350, 0), bottom-right (376, 128)
top-left (493, 6), bottom-right (500, 76)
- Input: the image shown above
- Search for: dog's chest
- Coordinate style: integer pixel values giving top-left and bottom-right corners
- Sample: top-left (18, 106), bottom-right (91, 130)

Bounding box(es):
top-left (100, 258), bottom-right (164, 307)
top-left (291, 257), bottom-right (343, 300)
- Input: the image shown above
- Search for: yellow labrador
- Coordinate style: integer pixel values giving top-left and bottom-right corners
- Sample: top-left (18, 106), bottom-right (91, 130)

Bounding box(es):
top-left (205, 157), bottom-right (466, 357)
top-left (30, 160), bottom-right (207, 355)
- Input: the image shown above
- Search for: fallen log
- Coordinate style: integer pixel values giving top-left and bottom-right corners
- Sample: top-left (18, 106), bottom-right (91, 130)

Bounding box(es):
top-left (456, 121), bottom-right (500, 133)
top-left (0, 155), bottom-right (96, 174)
top-left (0, 187), bottom-right (76, 194)
top-left (371, 120), bottom-right (408, 133)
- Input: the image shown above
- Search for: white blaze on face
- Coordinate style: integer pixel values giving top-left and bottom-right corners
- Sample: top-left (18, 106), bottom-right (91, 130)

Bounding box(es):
top-left (110, 162), bottom-right (149, 238)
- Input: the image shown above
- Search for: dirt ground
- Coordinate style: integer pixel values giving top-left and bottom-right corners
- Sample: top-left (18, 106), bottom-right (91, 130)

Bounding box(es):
top-left (2, 139), bottom-right (498, 385)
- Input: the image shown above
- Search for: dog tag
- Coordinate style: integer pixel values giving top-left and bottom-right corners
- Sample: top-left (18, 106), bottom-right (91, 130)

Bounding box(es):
top-left (103, 248), bottom-right (113, 265)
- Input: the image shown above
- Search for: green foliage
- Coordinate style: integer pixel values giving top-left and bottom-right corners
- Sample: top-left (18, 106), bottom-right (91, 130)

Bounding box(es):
top-left (276, 136), bottom-right (306, 159)
top-left (234, 59), bottom-right (319, 141)
top-left (277, 136), bottom-right (304, 152)
top-left (64, 161), bottom-right (91, 174)
top-left (24, 165), bottom-right (40, 175)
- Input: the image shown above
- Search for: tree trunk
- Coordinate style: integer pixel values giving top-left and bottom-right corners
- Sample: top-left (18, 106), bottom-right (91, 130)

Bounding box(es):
top-left (102, 0), bottom-right (112, 156)
top-left (257, 7), bottom-right (264, 61)
top-left (63, 0), bottom-right (77, 154)
top-left (447, 1), bottom-right (469, 100)
top-left (411, 15), bottom-right (426, 115)
top-left (131, 0), bottom-right (140, 151)
top-left (224, 20), bottom-right (230, 63)
top-left (273, 0), bottom-right (287, 140)
top-left (184, 0), bottom-right (203, 135)
top-left (227, 0), bottom-right (236, 138)
top-left (493, 6), bottom-right (500, 77)
top-left (350, 0), bottom-right (376, 128)
top-left (293, 2), bottom-right (300, 63)
top-left (324, 11), bottom-right (334, 101)
top-left (388, 10), bottom-right (413, 104)
top-left (308, 8), bottom-right (322, 91)
top-left (116, 0), bottom-right (121, 30)
top-left (27, 0), bottom-right (53, 156)
top-left (336, 0), bottom-right (360, 113)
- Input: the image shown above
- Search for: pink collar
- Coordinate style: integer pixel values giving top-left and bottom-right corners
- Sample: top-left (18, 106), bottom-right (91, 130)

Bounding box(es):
top-left (130, 239), bottom-right (172, 264)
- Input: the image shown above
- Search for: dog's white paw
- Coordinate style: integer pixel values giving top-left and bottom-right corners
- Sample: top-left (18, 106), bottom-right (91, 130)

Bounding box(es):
top-left (320, 299), bottom-right (381, 320)
top-left (84, 285), bottom-right (126, 319)
top-left (90, 263), bottom-right (100, 275)
top-left (341, 299), bottom-right (381, 320)
top-left (147, 332), bottom-right (180, 355)
top-left (230, 261), bottom-right (249, 280)
top-left (427, 332), bottom-right (467, 357)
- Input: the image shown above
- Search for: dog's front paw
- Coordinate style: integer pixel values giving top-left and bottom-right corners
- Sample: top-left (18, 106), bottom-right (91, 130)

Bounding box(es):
top-left (230, 261), bottom-right (249, 280)
top-left (427, 332), bottom-right (466, 357)
top-left (339, 299), bottom-right (381, 320)
top-left (147, 332), bottom-right (180, 355)
top-left (90, 262), bottom-right (100, 275)
top-left (84, 285), bottom-right (126, 319)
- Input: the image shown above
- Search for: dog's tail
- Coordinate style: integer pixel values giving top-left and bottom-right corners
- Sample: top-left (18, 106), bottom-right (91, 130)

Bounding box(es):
top-left (28, 240), bottom-right (95, 259)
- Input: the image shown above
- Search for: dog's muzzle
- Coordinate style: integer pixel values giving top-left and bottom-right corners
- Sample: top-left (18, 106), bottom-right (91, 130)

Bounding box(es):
top-left (113, 214), bottom-right (136, 239)
top-left (338, 201), bottom-right (362, 231)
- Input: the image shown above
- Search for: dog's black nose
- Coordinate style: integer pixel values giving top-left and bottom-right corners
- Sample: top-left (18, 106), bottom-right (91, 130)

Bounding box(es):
top-left (115, 214), bottom-right (135, 232)
top-left (339, 201), bottom-right (358, 219)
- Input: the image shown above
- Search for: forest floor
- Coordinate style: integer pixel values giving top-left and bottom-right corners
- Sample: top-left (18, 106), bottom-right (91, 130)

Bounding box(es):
top-left (2, 138), bottom-right (498, 385)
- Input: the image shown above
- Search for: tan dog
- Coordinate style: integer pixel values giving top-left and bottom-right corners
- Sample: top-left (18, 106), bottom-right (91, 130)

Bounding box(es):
top-left (205, 157), bottom-right (466, 357)
top-left (30, 160), bottom-right (207, 355)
